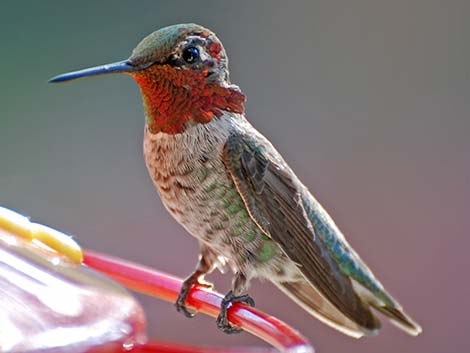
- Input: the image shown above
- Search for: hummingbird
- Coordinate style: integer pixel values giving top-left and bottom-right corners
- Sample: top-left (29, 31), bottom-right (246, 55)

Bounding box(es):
top-left (50, 23), bottom-right (422, 337)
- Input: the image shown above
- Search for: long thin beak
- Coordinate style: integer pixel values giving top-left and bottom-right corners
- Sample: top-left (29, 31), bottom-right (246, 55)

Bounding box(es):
top-left (48, 60), bottom-right (137, 83)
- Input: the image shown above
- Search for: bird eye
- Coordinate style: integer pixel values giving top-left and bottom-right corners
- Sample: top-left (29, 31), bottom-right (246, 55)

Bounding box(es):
top-left (182, 46), bottom-right (200, 64)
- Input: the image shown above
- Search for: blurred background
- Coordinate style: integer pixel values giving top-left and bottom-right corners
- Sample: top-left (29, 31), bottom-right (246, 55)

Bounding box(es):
top-left (1, 1), bottom-right (468, 352)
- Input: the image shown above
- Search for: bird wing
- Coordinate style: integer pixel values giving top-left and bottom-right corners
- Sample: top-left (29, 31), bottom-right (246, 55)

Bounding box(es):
top-left (222, 132), bottom-right (379, 331)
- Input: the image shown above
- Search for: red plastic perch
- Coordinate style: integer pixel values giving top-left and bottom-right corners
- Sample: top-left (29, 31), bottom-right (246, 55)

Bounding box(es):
top-left (83, 249), bottom-right (314, 353)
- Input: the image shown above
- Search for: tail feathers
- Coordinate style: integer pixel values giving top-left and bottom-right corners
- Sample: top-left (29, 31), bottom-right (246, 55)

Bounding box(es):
top-left (351, 279), bottom-right (422, 336)
top-left (275, 281), bottom-right (380, 338)
top-left (373, 305), bottom-right (422, 336)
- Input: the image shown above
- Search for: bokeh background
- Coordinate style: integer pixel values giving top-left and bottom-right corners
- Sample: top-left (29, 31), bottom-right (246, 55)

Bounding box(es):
top-left (1, 1), bottom-right (469, 352)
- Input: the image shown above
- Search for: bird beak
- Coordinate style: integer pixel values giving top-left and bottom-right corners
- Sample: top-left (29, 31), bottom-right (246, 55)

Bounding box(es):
top-left (48, 60), bottom-right (140, 83)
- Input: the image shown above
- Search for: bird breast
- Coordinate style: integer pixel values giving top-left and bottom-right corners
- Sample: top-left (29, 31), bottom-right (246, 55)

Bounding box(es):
top-left (143, 114), bottom-right (235, 235)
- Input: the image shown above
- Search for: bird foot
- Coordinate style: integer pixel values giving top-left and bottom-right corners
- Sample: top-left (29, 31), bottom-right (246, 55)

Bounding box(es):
top-left (216, 290), bottom-right (255, 334)
top-left (176, 274), bottom-right (213, 318)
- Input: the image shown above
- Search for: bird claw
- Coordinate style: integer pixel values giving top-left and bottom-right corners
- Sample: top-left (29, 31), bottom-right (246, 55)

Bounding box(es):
top-left (216, 290), bottom-right (255, 334)
top-left (175, 274), bottom-right (214, 318)
top-left (176, 295), bottom-right (197, 318)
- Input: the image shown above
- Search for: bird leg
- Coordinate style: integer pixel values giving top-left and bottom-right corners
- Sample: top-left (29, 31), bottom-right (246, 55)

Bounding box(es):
top-left (176, 247), bottom-right (215, 318)
top-left (216, 273), bottom-right (255, 334)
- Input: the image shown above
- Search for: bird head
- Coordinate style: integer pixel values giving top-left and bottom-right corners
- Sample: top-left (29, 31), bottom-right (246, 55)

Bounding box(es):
top-left (50, 24), bottom-right (245, 134)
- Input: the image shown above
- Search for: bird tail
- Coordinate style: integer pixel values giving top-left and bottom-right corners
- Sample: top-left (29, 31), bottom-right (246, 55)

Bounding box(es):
top-left (372, 303), bottom-right (422, 336)
top-left (275, 280), bottom-right (380, 338)
top-left (350, 279), bottom-right (422, 336)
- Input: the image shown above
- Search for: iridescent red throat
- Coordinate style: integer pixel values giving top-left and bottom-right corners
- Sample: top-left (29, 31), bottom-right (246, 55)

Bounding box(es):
top-left (132, 65), bottom-right (245, 134)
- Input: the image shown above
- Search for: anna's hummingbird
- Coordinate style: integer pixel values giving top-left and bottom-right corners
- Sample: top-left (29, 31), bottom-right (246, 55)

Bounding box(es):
top-left (50, 23), bottom-right (422, 338)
